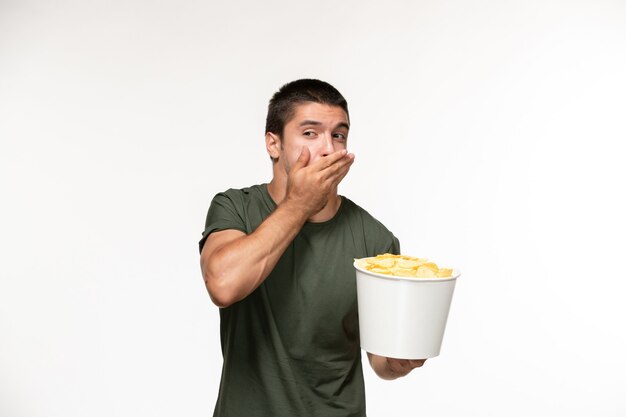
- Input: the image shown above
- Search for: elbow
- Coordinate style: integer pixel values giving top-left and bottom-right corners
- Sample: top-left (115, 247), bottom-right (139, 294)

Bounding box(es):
top-left (206, 278), bottom-right (238, 308)
top-left (202, 259), bottom-right (239, 308)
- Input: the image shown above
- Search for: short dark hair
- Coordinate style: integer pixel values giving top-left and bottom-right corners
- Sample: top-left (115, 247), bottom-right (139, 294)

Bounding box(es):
top-left (265, 79), bottom-right (349, 136)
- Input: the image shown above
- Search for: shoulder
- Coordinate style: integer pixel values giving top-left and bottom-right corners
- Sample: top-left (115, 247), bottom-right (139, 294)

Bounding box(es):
top-left (211, 184), bottom-right (266, 207)
top-left (341, 196), bottom-right (391, 232)
top-left (200, 184), bottom-right (268, 253)
top-left (214, 184), bottom-right (265, 199)
top-left (340, 196), bottom-right (401, 255)
top-left (204, 184), bottom-right (270, 228)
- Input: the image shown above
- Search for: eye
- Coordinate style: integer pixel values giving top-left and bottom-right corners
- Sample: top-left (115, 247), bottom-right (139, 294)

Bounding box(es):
top-left (333, 133), bottom-right (347, 141)
top-left (303, 130), bottom-right (316, 138)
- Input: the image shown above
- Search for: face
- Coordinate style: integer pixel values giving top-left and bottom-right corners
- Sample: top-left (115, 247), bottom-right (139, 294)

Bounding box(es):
top-left (268, 102), bottom-right (350, 174)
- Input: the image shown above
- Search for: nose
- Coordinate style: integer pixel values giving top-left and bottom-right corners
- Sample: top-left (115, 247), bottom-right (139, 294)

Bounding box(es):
top-left (321, 134), bottom-right (334, 157)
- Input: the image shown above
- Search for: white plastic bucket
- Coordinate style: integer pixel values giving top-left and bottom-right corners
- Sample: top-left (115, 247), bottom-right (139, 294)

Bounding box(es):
top-left (354, 259), bottom-right (460, 359)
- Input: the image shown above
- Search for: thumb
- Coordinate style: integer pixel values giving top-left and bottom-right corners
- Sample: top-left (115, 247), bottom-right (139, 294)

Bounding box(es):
top-left (292, 146), bottom-right (311, 170)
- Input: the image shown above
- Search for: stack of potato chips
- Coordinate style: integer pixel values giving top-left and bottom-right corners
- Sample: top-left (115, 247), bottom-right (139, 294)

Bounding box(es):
top-left (356, 254), bottom-right (453, 278)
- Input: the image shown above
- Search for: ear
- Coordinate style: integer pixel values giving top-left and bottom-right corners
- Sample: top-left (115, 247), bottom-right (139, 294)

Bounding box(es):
top-left (265, 132), bottom-right (281, 161)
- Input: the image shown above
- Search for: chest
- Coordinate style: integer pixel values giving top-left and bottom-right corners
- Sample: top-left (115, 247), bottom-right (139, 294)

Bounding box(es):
top-left (260, 226), bottom-right (367, 353)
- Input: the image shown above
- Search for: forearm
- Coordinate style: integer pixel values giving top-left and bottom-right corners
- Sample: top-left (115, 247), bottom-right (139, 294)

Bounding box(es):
top-left (202, 200), bottom-right (308, 307)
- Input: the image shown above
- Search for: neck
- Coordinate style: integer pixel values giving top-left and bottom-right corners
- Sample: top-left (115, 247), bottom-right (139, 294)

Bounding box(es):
top-left (267, 178), bottom-right (342, 223)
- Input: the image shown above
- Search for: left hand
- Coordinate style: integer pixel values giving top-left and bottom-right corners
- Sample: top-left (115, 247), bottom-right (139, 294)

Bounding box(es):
top-left (367, 353), bottom-right (427, 380)
top-left (385, 357), bottom-right (426, 378)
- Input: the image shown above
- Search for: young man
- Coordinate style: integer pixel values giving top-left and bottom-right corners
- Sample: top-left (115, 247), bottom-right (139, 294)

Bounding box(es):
top-left (199, 79), bottom-right (425, 417)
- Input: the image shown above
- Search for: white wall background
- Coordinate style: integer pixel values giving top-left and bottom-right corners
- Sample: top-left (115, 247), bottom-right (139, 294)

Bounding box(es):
top-left (1, 0), bottom-right (625, 416)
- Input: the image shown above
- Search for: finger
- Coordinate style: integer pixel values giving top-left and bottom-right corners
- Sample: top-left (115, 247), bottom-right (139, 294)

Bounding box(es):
top-left (320, 152), bottom-right (353, 174)
top-left (328, 159), bottom-right (353, 187)
top-left (409, 359), bottom-right (426, 369)
top-left (323, 154), bottom-right (354, 182)
top-left (387, 358), bottom-right (410, 374)
top-left (311, 149), bottom-right (348, 171)
top-left (292, 146), bottom-right (311, 171)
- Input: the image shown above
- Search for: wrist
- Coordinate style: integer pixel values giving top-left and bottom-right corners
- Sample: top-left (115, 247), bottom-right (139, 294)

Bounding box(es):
top-left (277, 198), bottom-right (311, 224)
top-left (282, 191), bottom-right (319, 214)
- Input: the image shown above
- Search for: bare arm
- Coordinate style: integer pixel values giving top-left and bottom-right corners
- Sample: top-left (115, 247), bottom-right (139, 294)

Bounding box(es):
top-left (200, 200), bottom-right (309, 307)
top-left (367, 352), bottom-right (426, 380)
top-left (200, 147), bottom-right (354, 308)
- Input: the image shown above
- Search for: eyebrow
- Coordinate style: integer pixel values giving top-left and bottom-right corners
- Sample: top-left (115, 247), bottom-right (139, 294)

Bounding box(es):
top-left (299, 120), bottom-right (350, 130)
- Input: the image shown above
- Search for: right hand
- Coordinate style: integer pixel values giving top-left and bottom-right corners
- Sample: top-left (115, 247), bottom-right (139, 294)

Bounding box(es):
top-left (285, 146), bottom-right (355, 217)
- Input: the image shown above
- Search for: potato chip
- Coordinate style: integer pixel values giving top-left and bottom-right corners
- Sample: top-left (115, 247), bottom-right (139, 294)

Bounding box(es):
top-left (421, 262), bottom-right (439, 271)
top-left (393, 268), bottom-right (417, 277)
top-left (436, 268), bottom-right (453, 278)
top-left (366, 258), bottom-right (395, 268)
top-left (396, 258), bottom-right (424, 269)
top-left (415, 265), bottom-right (438, 278)
top-left (356, 254), bottom-right (453, 278)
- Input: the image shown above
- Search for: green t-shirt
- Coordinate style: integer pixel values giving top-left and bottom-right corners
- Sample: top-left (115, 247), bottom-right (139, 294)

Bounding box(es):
top-left (199, 184), bottom-right (400, 417)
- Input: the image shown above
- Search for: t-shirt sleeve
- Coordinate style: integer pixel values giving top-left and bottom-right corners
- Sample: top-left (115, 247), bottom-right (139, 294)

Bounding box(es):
top-left (370, 227), bottom-right (400, 257)
top-left (386, 235), bottom-right (401, 255)
top-left (198, 191), bottom-right (247, 254)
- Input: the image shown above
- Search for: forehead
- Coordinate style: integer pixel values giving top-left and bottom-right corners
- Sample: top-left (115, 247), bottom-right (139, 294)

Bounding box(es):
top-left (286, 102), bottom-right (349, 127)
